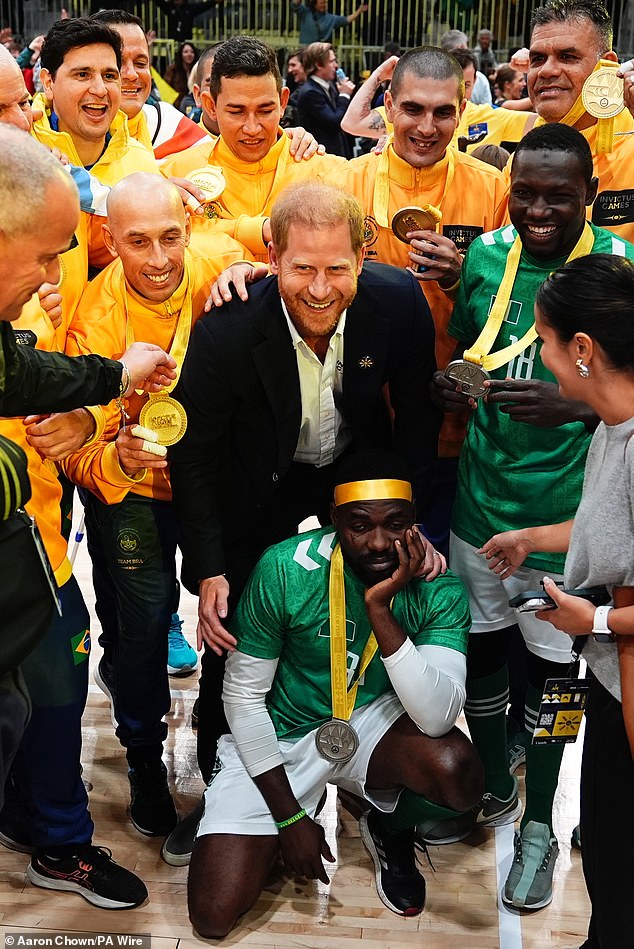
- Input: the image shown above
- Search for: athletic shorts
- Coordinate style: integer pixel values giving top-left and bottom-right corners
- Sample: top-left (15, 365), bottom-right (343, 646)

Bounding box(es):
top-left (449, 532), bottom-right (574, 664)
top-left (196, 690), bottom-right (406, 838)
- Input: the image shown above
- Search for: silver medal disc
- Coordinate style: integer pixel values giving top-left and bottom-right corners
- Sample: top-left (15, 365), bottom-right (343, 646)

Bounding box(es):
top-left (444, 359), bottom-right (490, 399)
top-left (315, 720), bottom-right (359, 763)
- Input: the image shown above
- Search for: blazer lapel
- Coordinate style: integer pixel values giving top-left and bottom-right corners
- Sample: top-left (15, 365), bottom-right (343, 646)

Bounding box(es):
top-left (250, 286), bottom-right (302, 469)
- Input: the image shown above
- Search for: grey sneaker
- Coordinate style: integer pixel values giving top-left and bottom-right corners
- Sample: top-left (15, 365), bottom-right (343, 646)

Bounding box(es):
top-left (417, 776), bottom-right (521, 846)
top-left (502, 820), bottom-right (559, 909)
top-left (479, 775), bottom-right (522, 826)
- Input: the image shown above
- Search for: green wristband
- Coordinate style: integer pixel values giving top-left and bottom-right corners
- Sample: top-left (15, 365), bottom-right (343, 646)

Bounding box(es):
top-left (275, 808), bottom-right (307, 830)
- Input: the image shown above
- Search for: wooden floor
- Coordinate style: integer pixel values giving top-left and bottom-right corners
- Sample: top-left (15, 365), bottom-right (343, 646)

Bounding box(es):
top-left (0, 518), bottom-right (590, 949)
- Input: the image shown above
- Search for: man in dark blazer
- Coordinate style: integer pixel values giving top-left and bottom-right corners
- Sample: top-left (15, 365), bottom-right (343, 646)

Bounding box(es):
top-left (167, 183), bottom-right (441, 858)
top-left (296, 42), bottom-right (355, 156)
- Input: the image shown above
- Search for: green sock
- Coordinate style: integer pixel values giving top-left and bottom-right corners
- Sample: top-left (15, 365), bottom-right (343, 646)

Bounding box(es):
top-left (521, 683), bottom-right (564, 834)
top-left (377, 789), bottom-right (463, 835)
top-left (465, 666), bottom-right (514, 801)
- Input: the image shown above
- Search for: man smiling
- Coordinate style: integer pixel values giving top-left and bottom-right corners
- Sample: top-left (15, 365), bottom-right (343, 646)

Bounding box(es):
top-left (165, 181), bottom-right (443, 864)
top-left (62, 173), bottom-right (246, 839)
top-left (431, 123), bottom-right (634, 911)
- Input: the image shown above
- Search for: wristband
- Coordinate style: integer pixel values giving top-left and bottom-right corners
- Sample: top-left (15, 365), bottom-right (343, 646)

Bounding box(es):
top-left (592, 604), bottom-right (615, 643)
top-left (275, 808), bottom-right (307, 830)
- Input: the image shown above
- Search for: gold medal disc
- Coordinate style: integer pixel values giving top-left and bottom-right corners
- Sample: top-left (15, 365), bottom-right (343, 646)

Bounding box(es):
top-left (581, 67), bottom-right (625, 119)
top-left (445, 359), bottom-right (490, 399)
top-left (139, 395), bottom-right (188, 446)
top-left (391, 205), bottom-right (442, 243)
top-left (187, 166), bottom-right (226, 203)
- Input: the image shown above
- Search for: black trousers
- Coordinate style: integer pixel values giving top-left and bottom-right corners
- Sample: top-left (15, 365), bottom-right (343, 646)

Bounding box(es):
top-left (196, 461), bottom-right (333, 782)
top-left (580, 673), bottom-right (633, 949)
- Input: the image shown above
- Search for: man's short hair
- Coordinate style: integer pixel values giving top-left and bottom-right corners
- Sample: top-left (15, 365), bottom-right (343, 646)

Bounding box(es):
top-left (451, 47), bottom-right (478, 74)
top-left (302, 42), bottom-right (332, 76)
top-left (41, 17), bottom-right (122, 76)
top-left (440, 29), bottom-right (468, 51)
top-left (513, 122), bottom-right (594, 186)
top-left (195, 43), bottom-right (221, 85)
top-left (91, 8), bottom-right (146, 32)
top-left (390, 47), bottom-right (465, 104)
top-left (0, 127), bottom-right (74, 238)
top-left (209, 35), bottom-right (281, 99)
top-left (530, 0), bottom-right (613, 52)
top-left (271, 182), bottom-right (365, 257)
top-left (333, 450), bottom-right (413, 494)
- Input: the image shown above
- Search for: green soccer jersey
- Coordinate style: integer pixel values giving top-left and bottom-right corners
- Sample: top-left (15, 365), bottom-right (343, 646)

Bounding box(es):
top-left (449, 223), bottom-right (634, 573)
top-left (230, 526), bottom-right (470, 742)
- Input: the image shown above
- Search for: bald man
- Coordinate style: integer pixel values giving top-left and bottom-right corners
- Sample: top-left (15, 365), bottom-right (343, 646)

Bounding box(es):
top-left (62, 174), bottom-right (248, 839)
top-left (0, 43), bottom-right (35, 131)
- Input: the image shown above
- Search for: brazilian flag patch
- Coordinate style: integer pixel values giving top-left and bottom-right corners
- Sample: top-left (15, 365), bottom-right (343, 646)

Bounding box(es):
top-left (71, 629), bottom-right (91, 665)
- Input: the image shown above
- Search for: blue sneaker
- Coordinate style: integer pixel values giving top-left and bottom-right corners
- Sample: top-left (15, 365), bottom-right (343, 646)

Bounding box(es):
top-left (167, 614), bottom-right (197, 677)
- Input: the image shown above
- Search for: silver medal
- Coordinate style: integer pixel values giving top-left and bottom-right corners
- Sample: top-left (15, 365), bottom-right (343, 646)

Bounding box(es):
top-left (315, 719), bottom-right (359, 763)
top-left (444, 359), bottom-right (490, 399)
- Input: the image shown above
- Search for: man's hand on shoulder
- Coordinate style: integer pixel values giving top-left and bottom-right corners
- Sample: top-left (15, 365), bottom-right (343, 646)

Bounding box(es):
top-left (204, 263), bottom-right (269, 311)
top-left (198, 576), bottom-right (237, 654)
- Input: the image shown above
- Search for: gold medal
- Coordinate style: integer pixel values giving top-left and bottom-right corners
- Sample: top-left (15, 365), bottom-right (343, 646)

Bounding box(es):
top-left (391, 205), bottom-right (442, 242)
top-left (187, 166), bottom-right (226, 203)
top-left (581, 66), bottom-right (625, 119)
top-left (139, 394), bottom-right (187, 446)
top-left (315, 719), bottom-right (359, 763)
top-left (444, 359), bottom-right (490, 399)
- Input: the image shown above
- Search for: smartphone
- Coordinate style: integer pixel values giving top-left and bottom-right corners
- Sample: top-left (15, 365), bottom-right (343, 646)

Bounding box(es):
top-left (336, 68), bottom-right (347, 82)
top-left (509, 586), bottom-right (610, 613)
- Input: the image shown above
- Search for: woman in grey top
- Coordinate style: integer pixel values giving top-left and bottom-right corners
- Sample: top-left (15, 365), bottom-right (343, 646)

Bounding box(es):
top-left (477, 254), bottom-right (634, 949)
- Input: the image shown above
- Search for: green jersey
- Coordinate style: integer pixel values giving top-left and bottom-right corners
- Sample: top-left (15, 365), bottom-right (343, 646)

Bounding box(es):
top-left (449, 223), bottom-right (634, 573)
top-left (230, 526), bottom-right (470, 742)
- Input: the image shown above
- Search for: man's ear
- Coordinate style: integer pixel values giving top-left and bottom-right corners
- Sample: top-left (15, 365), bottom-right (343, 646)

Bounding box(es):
top-left (268, 241), bottom-right (280, 273)
top-left (586, 175), bottom-right (599, 207)
top-left (201, 89), bottom-right (217, 122)
top-left (384, 88), bottom-right (394, 122)
top-left (280, 85), bottom-right (290, 111)
top-left (40, 67), bottom-right (55, 103)
top-left (101, 223), bottom-right (118, 260)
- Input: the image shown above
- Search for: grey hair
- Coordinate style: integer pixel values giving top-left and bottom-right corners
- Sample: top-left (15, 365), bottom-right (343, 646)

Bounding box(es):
top-left (0, 126), bottom-right (76, 237)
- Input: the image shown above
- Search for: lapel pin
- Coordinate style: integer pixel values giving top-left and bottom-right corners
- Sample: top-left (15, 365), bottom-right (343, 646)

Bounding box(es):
top-left (358, 356), bottom-right (374, 368)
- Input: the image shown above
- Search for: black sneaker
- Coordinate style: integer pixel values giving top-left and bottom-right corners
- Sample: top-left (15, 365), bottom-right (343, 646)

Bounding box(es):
top-left (0, 777), bottom-right (34, 854)
top-left (160, 756), bottom-right (222, 866)
top-left (128, 760), bottom-right (177, 837)
top-left (94, 657), bottom-right (117, 728)
top-left (27, 845), bottom-right (148, 909)
top-left (359, 809), bottom-right (426, 916)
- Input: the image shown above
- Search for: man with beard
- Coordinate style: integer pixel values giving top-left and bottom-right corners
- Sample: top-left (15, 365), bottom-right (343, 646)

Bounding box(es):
top-left (186, 451), bottom-right (480, 936)
top-left (165, 182), bottom-right (443, 864)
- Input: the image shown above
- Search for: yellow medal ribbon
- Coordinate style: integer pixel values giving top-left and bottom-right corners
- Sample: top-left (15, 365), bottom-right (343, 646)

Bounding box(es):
top-left (123, 261), bottom-right (193, 395)
top-left (372, 137), bottom-right (455, 229)
top-left (534, 59), bottom-right (622, 154)
top-left (463, 222), bottom-right (595, 371)
top-left (329, 543), bottom-right (380, 721)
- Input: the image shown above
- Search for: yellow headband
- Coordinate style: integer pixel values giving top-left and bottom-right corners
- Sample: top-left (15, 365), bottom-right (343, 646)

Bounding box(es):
top-left (334, 478), bottom-right (413, 506)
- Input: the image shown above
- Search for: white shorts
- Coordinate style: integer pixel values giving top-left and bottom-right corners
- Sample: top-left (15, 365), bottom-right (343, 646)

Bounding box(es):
top-left (196, 690), bottom-right (407, 838)
top-left (449, 532), bottom-right (574, 664)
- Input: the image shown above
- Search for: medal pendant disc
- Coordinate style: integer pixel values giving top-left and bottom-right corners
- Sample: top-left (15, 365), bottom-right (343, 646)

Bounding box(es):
top-left (187, 166), bottom-right (227, 202)
top-left (315, 720), bottom-right (359, 762)
top-left (391, 205), bottom-right (442, 242)
top-left (139, 395), bottom-right (188, 447)
top-left (581, 67), bottom-right (625, 118)
top-left (444, 359), bottom-right (490, 398)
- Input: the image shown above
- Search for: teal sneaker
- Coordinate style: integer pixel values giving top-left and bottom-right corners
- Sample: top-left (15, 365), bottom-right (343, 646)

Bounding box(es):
top-left (167, 613), bottom-right (197, 676)
top-left (502, 820), bottom-right (559, 909)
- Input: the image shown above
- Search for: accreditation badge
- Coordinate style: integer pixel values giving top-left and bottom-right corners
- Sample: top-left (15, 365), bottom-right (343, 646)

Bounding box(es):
top-left (532, 677), bottom-right (590, 745)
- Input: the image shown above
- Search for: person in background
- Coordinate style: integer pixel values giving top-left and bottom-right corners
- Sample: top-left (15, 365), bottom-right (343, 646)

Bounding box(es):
top-left (473, 29), bottom-right (498, 77)
top-left (164, 41), bottom-right (198, 111)
top-left (494, 64), bottom-right (527, 106)
top-left (441, 29), bottom-right (492, 105)
top-left (481, 253), bottom-right (634, 949)
top-left (296, 41), bottom-right (355, 157)
top-left (291, 0), bottom-right (368, 45)
top-left (155, 0), bottom-right (223, 44)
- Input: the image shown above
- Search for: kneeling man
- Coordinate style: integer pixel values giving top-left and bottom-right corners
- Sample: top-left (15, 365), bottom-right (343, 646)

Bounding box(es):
top-left (188, 451), bottom-right (483, 936)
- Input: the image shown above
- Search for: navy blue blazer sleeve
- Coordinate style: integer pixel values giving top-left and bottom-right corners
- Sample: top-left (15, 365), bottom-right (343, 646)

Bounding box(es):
top-left (296, 81), bottom-right (350, 132)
